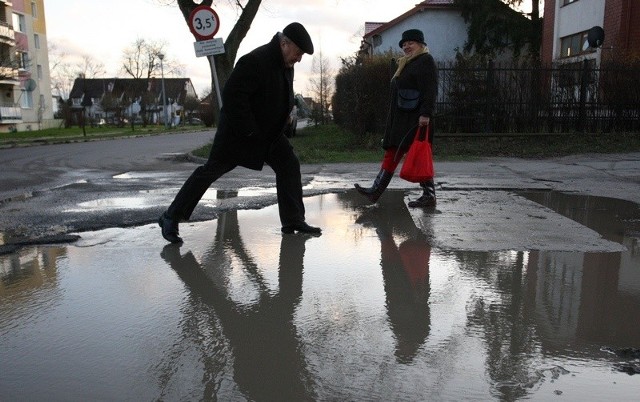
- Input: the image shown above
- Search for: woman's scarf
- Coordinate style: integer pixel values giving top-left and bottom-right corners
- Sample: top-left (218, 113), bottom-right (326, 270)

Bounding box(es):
top-left (392, 46), bottom-right (429, 80)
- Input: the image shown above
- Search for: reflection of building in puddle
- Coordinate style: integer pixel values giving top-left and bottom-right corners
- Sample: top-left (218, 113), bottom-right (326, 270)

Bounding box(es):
top-left (0, 246), bottom-right (63, 302)
top-left (521, 191), bottom-right (640, 348)
top-left (532, 246), bottom-right (640, 348)
top-left (458, 191), bottom-right (640, 395)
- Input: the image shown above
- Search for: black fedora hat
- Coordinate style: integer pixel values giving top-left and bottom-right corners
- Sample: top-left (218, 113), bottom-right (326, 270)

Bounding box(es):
top-left (399, 29), bottom-right (426, 48)
top-left (283, 22), bottom-right (314, 55)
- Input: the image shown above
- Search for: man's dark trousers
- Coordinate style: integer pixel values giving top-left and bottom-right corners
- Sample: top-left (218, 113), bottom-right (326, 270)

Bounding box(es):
top-left (166, 134), bottom-right (306, 227)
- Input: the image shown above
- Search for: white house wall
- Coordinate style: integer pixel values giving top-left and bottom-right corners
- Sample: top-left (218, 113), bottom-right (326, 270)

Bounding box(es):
top-left (553, 0), bottom-right (605, 60)
top-left (373, 10), bottom-right (467, 62)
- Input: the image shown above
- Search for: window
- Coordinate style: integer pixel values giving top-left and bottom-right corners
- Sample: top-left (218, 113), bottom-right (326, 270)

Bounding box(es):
top-left (16, 51), bottom-right (29, 70)
top-left (560, 31), bottom-right (590, 58)
top-left (21, 89), bottom-right (33, 108)
top-left (12, 13), bottom-right (25, 32)
top-left (562, 0), bottom-right (579, 5)
top-left (34, 34), bottom-right (40, 49)
top-left (31, 1), bottom-right (38, 18)
top-left (0, 46), bottom-right (9, 60)
top-left (37, 64), bottom-right (42, 79)
top-left (0, 5), bottom-right (7, 24)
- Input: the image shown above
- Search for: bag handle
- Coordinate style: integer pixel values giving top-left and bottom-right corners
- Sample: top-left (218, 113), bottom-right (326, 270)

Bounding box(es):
top-left (394, 125), bottom-right (427, 163)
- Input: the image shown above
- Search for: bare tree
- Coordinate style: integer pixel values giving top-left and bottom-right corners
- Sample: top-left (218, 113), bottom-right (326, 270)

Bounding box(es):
top-left (48, 43), bottom-right (71, 100)
top-left (121, 38), bottom-right (153, 79)
top-left (119, 38), bottom-right (186, 128)
top-left (172, 0), bottom-right (263, 115)
top-left (307, 50), bottom-right (334, 125)
top-left (48, 44), bottom-right (105, 100)
top-left (120, 38), bottom-right (184, 79)
top-left (76, 55), bottom-right (106, 79)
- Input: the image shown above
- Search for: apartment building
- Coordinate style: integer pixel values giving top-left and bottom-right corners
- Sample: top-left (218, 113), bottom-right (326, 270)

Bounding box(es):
top-left (0, 0), bottom-right (53, 132)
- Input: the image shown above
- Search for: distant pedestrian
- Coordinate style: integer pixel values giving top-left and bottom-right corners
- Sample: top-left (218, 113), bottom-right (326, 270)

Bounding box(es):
top-left (355, 29), bottom-right (438, 207)
top-left (159, 22), bottom-right (321, 243)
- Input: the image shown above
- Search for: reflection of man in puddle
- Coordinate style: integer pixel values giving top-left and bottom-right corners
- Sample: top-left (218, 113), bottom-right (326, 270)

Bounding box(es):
top-left (160, 210), bottom-right (316, 400)
top-left (354, 191), bottom-right (431, 363)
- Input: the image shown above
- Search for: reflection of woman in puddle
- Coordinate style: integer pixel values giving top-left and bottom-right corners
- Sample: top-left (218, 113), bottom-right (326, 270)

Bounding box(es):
top-left (355, 191), bottom-right (431, 363)
top-left (160, 210), bottom-right (316, 401)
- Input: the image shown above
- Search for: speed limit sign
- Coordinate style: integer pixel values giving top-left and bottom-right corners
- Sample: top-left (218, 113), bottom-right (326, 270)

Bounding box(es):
top-left (188, 5), bottom-right (220, 40)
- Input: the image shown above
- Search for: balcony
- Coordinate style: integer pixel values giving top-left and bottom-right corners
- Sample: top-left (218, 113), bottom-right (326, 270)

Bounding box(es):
top-left (0, 105), bottom-right (21, 122)
top-left (0, 65), bottom-right (18, 83)
top-left (0, 21), bottom-right (14, 45)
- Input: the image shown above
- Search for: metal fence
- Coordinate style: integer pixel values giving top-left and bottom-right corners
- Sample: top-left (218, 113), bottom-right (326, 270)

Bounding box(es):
top-left (435, 60), bottom-right (640, 134)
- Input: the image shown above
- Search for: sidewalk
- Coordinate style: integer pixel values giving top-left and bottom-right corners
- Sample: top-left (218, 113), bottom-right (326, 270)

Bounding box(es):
top-left (315, 152), bottom-right (640, 205)
top-left (317, 153), bottom-right (640, 252)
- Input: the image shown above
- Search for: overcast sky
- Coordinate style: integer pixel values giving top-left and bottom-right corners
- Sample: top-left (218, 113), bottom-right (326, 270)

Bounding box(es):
top-left (44, 0), bottom-right (427, 96)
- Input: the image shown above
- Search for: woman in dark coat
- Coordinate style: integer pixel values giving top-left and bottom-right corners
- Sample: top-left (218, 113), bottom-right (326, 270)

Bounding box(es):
top-left (355, 29), bottom-right (438, 207)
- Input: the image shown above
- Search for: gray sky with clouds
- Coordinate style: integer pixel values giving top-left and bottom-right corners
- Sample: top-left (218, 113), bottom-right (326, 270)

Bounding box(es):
top-left (44, 0), bottom-right (422, 97)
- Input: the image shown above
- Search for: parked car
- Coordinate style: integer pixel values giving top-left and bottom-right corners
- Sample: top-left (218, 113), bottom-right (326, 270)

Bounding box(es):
top-left (285, 105), bottom-right (297, 138)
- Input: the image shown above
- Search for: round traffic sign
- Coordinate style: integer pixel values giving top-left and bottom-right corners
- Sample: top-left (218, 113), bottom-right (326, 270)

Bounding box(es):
top-left (188, 5), bottom-right (220, 40)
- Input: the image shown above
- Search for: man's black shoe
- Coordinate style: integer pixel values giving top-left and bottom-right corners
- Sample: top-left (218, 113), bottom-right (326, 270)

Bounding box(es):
top-left (281, 222), bottom-right (322, 235)
top-left (159, 212), bottom-right (183, 243)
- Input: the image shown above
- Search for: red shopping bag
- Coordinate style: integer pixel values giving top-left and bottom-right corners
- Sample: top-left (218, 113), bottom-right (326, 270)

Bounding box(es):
top-left (399, 125), bottom-right (434, 183)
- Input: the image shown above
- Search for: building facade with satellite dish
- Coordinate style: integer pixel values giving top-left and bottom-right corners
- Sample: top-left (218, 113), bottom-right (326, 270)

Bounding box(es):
top-left (541, 0), bottom-right (640, 66)
top-left (0, 0), bottom-right (54, 133)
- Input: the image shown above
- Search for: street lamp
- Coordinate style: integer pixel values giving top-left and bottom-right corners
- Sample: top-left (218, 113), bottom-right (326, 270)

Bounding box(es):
top-left (158, 53), bottom-right (168, 128)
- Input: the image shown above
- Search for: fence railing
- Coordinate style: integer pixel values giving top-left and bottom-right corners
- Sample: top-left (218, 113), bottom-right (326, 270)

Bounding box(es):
top-left (435, 60), bottom-right (640, 134)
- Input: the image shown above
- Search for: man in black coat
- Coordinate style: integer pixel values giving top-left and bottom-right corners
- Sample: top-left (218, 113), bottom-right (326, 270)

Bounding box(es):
top-left (159, 22), bottom-right (321, 243)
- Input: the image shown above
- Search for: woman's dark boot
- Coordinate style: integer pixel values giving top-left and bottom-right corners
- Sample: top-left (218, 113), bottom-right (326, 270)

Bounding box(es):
top-left (408, 180), bottom-right (436, 208)
top-left (354, 169), bottom-right (393, 203)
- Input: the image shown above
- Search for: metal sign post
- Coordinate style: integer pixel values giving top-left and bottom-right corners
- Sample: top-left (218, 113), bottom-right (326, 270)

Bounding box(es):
top-left (188, 6), bottom-right (224, 109)
top-left (207, 56), bottom-right (223, 108)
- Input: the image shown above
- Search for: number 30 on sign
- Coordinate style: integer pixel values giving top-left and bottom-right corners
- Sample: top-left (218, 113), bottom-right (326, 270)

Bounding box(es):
top-left (188, 5), bottom-right (220, 40)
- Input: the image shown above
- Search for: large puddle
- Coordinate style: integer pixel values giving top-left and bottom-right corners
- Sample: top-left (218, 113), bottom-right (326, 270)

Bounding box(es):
top-left (1, 190), bottom-right (639, 400)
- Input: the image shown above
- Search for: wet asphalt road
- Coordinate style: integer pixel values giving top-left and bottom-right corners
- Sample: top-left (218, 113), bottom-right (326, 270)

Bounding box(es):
top-left (0, 131), bottom-right (214, 202)
top-left (0, 131), bottom-right (639, 252)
